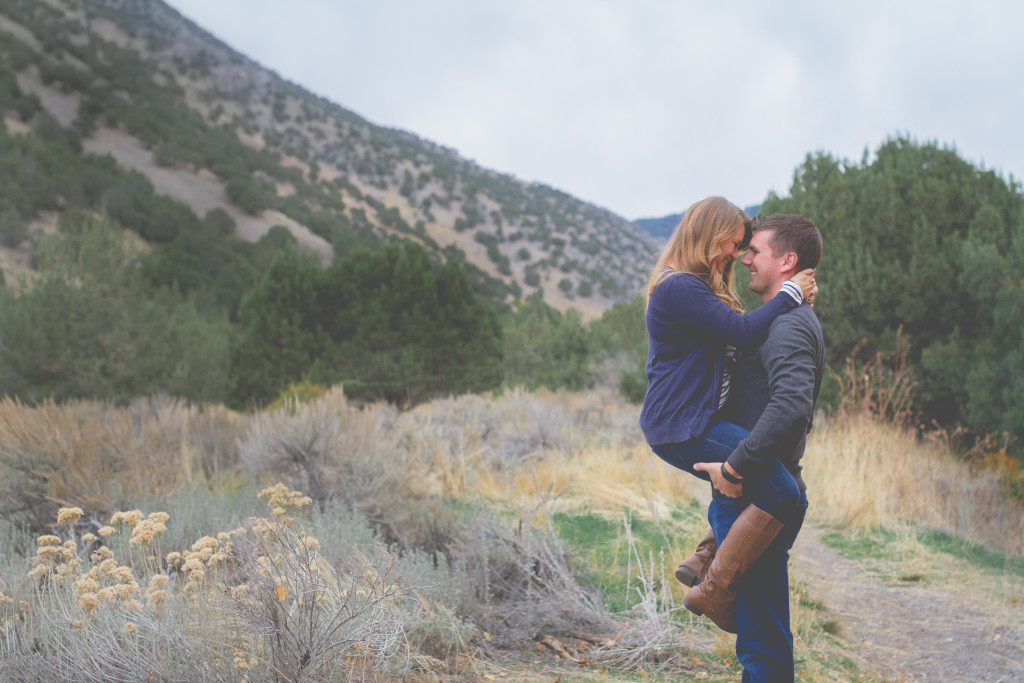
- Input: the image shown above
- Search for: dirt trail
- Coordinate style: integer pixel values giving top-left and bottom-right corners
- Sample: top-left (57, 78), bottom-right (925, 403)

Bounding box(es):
top-left (791, 526), bottom-right (1024, 682)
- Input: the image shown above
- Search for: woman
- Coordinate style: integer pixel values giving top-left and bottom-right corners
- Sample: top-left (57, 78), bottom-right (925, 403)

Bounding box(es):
top-left (639, 196), bottom-right (815, 632)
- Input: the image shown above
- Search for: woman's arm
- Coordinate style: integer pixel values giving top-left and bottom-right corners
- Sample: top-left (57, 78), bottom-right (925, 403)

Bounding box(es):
top-left (650, 273), bottom-right (808, 347)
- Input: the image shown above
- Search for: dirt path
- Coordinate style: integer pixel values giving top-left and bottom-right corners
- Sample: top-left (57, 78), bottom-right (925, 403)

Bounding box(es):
top-left (791, 525), bottom-right (1024, 682)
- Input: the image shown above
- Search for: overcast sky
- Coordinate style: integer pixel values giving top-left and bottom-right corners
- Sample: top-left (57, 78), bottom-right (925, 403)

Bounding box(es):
top-left (164, 0), bottom-right (1023, 220)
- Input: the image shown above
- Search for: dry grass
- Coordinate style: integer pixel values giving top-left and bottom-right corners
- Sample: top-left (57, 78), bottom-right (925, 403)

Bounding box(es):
top-left (0, 396), bottom-right (196, 529)
top-left (810, 335), bottom-right (1024, 554)
top-left (0, 384), bottom-right (1020, 680)
top-left (805, 409), bottom-right (1024, 555)
top-left (239, 387), bottom-right (406, 510)
top-left (186, 402), bottom-right (249, 481)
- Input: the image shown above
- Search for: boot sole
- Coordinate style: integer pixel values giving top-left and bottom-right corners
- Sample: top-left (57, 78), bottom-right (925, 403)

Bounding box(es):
top-left (682, 595), bottom-right (703, 616)
top-left (675, 566), bottom-right (702, 587)
top-left (683, 596), bottom-right (736, 632)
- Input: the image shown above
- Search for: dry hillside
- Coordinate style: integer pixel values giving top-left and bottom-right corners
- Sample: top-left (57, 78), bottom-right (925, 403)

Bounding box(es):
top-left (0, 0), bottom-right (656, 316)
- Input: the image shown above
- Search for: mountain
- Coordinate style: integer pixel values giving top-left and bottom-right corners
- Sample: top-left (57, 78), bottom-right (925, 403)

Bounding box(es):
top-left (633, 203), bottom-right (762, 242)
top-left (632, 212), bottom-right (684, 241)
top-left (0, 0), bottom-right (655, 315)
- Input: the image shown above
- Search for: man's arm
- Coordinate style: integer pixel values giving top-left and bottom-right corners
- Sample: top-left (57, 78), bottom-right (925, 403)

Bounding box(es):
top-left (725, 311), bottom-right (818, 479)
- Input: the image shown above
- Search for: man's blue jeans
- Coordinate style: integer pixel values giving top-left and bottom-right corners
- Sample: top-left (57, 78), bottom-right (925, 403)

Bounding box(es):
top-left (651, 421), bottom-right (800, 520)
top-left (711, 490), bottom-right (809, 683)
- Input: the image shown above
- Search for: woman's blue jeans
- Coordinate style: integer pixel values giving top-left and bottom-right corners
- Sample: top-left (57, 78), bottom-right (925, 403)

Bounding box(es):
top-left (650, 420), bottom-right (800, 520)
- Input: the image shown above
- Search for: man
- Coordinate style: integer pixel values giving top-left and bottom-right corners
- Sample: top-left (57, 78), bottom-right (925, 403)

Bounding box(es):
top-left (691, 213), bottom-right (825, 681)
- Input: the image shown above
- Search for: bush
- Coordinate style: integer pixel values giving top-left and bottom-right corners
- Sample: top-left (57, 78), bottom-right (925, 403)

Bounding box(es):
top-left (238, 388), bottom-right (406, 516)
top-left (618, 360), bottom-right (648, 404)
top-left (226, 174), bottom-right (274, 214)
top-left (763, 136), bottom-right (1024, 453)
top-left (502, 295), bottom-right (592, 391)
top-left (228, 248), bottom-right (323, 406)
top-left (0, 210), bottom-right (28, 247)
top-left (0, 397), bottom-right (191, 529)
top-left (224, 492), bottom-right (405, 680)
top-left (0, 218), bottom-right (232, 404)
top-left (1, 489), bottom-right (411, 681)
top-left (203, 208), bottom-right (235, 237)
top-left (455, 503), bottom-right (614, 648)
top-left (266, 380), bottom-right (328, 412)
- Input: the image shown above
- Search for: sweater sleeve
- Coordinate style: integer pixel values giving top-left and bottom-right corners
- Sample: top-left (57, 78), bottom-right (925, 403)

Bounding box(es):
top-left (655, 274), bottom-right (800, 347)
top-left (726, 310), bottom-right (817, 477)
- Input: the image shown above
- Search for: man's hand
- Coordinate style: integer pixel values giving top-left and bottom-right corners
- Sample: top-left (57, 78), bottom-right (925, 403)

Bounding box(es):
top-left (694, 461), bottom-right (743, 498)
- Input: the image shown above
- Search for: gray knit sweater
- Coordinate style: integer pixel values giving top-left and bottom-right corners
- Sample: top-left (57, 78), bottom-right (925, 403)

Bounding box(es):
top-left (720, 303), bottom-right (825, 491)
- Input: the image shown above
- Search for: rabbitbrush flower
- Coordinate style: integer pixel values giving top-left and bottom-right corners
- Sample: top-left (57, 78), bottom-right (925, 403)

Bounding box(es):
top-left (109, 510), bottom-right (144, 529)
top-left (56, 507), bottom-right (83, 526)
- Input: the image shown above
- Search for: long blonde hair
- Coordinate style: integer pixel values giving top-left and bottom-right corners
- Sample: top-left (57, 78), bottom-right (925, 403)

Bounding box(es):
top-left (646, 196), bottom-right (749, 313)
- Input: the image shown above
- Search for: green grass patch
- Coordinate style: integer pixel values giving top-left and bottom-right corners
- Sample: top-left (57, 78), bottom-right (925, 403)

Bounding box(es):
top-left (552, 511), bottom-right (650, 612)
top-left (670, 498), bottom-right (708, 521)
top-left (822, 525), bottom-right (1024, 580)
top-left (917, 529), bottom-right (1024, 574)
top-left (819, 527), bottom-right (901, 561)
top-left (551, 507), bottom-right (704, 612)
top-left (550, 510), bottom-right (876, 681)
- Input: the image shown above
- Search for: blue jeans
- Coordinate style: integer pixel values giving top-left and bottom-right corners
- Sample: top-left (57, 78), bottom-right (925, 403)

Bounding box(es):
top-left (651, 421), bottom-right (801, 520)
top-left (711, 491), bottom-right (809, 683)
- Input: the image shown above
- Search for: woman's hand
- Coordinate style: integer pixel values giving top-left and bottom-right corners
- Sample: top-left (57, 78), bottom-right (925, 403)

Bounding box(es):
top-left (792, 268), bottom-right (818, 303)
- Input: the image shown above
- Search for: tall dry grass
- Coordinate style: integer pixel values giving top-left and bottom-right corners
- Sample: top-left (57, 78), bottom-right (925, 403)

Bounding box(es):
top-left (0, 395), bottom-right (253, 530)
top-left (0, 397), bottom-right (189, 529)
top-left (805, 410), bottom-right (1024, 554)
top-left (239, 388), bottom-right (406, 515)
top-left (1, 381), bottom-right (1019, 559)
top-left (0, 381), bottom-right (1020, 680)
top-left (0, 387), bottom-right (710, 679)
top-left (807, 341), bottom-right (1024, 555)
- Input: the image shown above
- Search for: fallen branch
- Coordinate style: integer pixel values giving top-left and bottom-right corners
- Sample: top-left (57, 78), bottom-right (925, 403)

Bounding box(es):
top-left (570, 631), bottom-right (616, 647)
top-left (537, 635), bottom-right (580, 663)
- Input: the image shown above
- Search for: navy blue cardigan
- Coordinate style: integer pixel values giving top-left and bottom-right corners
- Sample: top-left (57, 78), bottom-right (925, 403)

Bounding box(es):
top-left (639, 273), bottom-right (799, 446)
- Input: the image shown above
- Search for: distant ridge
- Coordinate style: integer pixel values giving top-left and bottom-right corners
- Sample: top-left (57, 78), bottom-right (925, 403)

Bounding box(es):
top-left (633, 203), bottom-right (763, 242)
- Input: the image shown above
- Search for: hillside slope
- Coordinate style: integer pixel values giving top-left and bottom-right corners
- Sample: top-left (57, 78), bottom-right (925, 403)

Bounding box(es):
top-left (0, 0), bottom-right (655, 315)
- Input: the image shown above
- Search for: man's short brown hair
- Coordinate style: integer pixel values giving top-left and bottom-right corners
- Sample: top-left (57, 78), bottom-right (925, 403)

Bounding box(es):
top-left (751, 214), bottom-right (822, 272)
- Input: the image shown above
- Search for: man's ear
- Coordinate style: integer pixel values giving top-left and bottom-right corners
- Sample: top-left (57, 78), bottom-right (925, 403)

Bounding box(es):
top-left (780, 252), bottom-right (800, 277)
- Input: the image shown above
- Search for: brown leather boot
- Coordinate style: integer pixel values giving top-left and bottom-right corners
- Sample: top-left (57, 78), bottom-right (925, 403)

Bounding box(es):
top-left (683, 505), bottom-right (784, 633)
top-left (675, 528), bottom-right (717, 587)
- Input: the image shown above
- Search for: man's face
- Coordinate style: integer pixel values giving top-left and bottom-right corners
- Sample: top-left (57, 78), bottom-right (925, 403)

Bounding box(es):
top-left (741, 229), bottom-right (788, 298)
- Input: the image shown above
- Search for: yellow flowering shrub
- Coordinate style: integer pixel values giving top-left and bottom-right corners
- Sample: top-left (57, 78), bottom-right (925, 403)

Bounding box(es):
top-left (14, 485), bottom-right (410, 682)
top-left (56, 507), bottom-right (84, 526)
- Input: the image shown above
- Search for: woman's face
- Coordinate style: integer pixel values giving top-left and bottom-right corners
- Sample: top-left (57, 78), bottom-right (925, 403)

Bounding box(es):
top-left (712, 224), bottom-right (746, 275)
